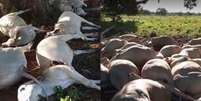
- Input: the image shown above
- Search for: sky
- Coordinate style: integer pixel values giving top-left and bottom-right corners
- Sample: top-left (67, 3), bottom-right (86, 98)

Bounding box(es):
top-left (141, 0), bottom-right (201, 13)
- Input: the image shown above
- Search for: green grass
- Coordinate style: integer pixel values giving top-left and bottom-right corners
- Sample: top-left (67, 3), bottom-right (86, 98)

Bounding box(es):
top-left (101, 14), bottom-right (201, 38)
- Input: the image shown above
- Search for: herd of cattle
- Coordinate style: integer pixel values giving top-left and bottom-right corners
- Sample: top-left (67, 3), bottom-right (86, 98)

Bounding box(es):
top-left (101, 34), bottom-right (201, 101)
top-left (0, 0), bottom-right (100, 101)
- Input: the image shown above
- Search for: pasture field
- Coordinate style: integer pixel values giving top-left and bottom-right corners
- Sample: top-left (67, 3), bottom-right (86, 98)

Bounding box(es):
top-left (101, 14), bottom-right (201, 38)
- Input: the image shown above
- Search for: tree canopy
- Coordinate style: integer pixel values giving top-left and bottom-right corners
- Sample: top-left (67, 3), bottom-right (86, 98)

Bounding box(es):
top-left (156, 8), bottom-right (167, 15)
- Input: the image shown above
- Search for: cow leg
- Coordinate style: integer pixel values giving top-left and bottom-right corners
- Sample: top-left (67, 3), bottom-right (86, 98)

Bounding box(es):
top-left (1, 38), bottom-right (15, 46)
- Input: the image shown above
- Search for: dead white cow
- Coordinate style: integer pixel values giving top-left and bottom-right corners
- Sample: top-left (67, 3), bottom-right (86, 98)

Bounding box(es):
top-left (48, 11), bottom-right (100, 41)
top-left (115, 42), bottom-right (145, 54)
top-left (183, 44), bottom-right (201, 54)
top-left (192, 58), bottom-right (201, 66)
top-left (150, 36), bottom-right (177, 51)
top-left (69, 0), bottom-right (87, 15)
top-left (118, 34), bottom-right (138, 42)
top-left (179, 47), bottom-right (201, 58)
top-left (0, 44), bottom-right (34, 89)
top-left (48, 0), bottom-right (87, 15)
top-left (36, 34), bottom-right (93, 69)
top-left (112, 79), bottom-right (171, 101)
top-left (111, 45), bottom-right (157, 69)
top-left (101, 38), bottom-right (126, 58)
top-left (18, 65), bottom-right (100, 101)
top-left (159, 45), bottom-right (182, 58)
top-left (141, 59), bottom-right (173, 85)
top-left (187, 37), bottom-right (201, 45)
top-left (172, 61), bottom-right (201, 98)
top-left (0, 9), bottom-right (37, 46)
top-left (109, 59), bottom-right (140, 89)
top-left (169, 55), bottom-right (189, 67)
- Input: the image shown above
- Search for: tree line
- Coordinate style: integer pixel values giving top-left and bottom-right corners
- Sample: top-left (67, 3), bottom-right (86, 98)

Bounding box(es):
top-left (103, 0), bottom-right (198, 14)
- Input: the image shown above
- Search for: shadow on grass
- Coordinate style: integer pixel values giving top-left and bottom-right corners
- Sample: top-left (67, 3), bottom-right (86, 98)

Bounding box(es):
top-left (101, 20), bottom-right (138, 38)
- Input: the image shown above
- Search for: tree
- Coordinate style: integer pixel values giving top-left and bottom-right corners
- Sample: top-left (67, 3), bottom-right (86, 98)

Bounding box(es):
top-left (104, 0), bottom-right (149, 14)
top-left (184, 0), bottom-right (197, 9)
top-left (138, 8), bottom-right (152, 15)
top-left (156, 8), bottom-right (167, 15)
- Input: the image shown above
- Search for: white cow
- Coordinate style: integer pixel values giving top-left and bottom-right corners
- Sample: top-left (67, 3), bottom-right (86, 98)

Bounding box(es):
top-left (111, 45), bottom-right (157, 69)
top-left (36, 34), bottom-right (93, 69)
top-left (109, 59), bottom-right (140, 89)
top-left (0, 9), bottom-right (37, 46)
top-left (112, 79), bottom-right (171, 101)
top-left (159, 45), bottom-right (182, 58)
top-left (141, 59), bottom-right (173, 85)
top-left (48, 11), bottom-right (100, 41)
top-left (49, 0), bottom-right (87, 15)
top-left (179, 48), bottom-right (201, 59)
top-left (18, 65), bottom-right (100, 101)
top-left (172, 61), bottom-right (201, 98)
top-left (0, 43), bottom-right (33, 89)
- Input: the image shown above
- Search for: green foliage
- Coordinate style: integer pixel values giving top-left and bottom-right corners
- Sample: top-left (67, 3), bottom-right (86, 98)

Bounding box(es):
top-left (103, 0), bottom-right (139, 14)
top-left (54, 86), bottom-right (82, 101)
top-left (102, 14), bottom-right (201, 38)
top-left (60, 96), bottom-right (72, 101)
top-left (54, 86), bottom-right (66, 98)
top-left (101, 13), bottom-right (137, 37)
top-left (184, 0), bottom-right (197, 9)
top-left (66, 87), bottom-right (82, 101)
top-left (156, 8), bottom-right (168, 15)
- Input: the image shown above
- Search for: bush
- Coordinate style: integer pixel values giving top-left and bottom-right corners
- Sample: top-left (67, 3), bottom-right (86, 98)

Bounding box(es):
top-left (156, 8), bottom-right (168, 15)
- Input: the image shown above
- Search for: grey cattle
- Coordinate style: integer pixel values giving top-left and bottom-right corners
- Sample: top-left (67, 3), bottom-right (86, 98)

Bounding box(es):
top-left (109, 59), bottom-right (140, 89)
top-left (141, 59), bottom-right (173, 85)
top-left (112, 79), bottom-right (171, 101)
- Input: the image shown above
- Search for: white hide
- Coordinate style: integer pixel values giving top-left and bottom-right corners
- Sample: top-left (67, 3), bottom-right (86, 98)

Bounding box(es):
top-left (36, 34), bottom-right (91, 69)
top-left (0, 46), bottom-right (28, 89)
top-left (0, 10), bottom-right (28, 35)
top-left (2, 25), bottom-right (36, 46)
top-left (0, 9), bottom-right (37, 46)
top-left (18, 65), bottom-right (100, 101)
top-left (36, 34), bottom-right (75, 68)
top-left (49, 0), bottom-right (87, 15)
top-left (48, 11), bottom-right (100, 41)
